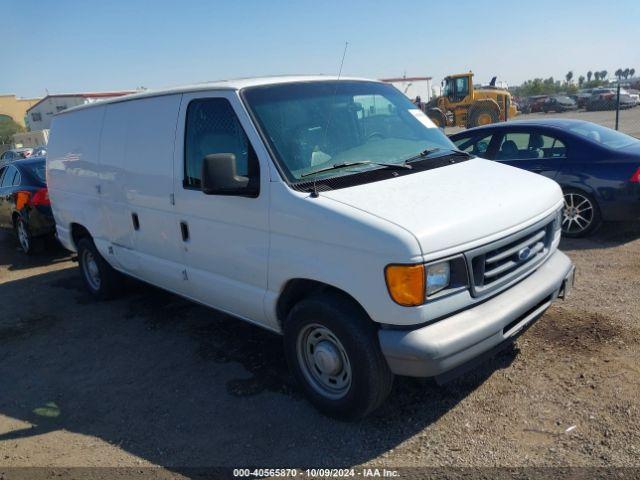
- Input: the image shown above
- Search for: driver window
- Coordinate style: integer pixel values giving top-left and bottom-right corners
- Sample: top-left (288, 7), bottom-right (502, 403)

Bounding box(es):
top-left (496, 132), bottom-right (566, 160)
top-left (454, 134), bottom-right (492, 155)
top-left (455, 77), bottom-right (469, 97)
top-left (184, 98), bottom-right (259, 189)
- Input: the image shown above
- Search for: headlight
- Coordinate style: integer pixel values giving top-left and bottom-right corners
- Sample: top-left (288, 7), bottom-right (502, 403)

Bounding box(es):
top-left (385, 255), bottom-right (469, 306)
top-left (426, 261), bottom-right (450, 296)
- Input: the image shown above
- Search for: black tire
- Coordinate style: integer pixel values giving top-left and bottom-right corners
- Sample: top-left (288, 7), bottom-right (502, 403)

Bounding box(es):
top-left (283, 291), bottom-right (394, 420)
top-left (14, 216), bottom-right (41, 255)
top-left (76, 237), bottom-right (122, 299)
top-left (562, 188), bottom-right (601, 238)
top-left (426, 108), bottom-right (447, 128)
top-left (467, 105), bottom-right (499, 128)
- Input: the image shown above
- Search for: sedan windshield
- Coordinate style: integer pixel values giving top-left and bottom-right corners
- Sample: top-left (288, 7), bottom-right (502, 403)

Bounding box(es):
top-left (243, 81), bottom-right (455, 181)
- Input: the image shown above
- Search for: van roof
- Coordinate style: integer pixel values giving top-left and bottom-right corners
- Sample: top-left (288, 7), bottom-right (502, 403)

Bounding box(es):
top-left (55, 75), bottom-right (377, 115)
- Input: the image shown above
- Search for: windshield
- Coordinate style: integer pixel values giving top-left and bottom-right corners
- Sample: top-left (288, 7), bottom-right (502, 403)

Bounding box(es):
top-left (570, 123), bottom-right (638, 149)
top-left (243, 81), bottom-right (455, 181)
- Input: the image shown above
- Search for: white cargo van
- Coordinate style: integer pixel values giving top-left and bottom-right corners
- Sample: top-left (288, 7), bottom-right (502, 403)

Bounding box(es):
top-left (47, 76), bottom-right (575, 418)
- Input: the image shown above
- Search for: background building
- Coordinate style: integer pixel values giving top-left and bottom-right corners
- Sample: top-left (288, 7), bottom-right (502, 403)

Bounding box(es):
top-left (12, 129), bottom-right (49, 148)
top-left (26, 91), bottom-right (135, 130)
top-left (0, 94), bottom-right (41, 127)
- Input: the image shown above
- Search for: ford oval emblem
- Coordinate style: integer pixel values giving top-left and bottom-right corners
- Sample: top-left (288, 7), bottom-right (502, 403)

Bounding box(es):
top-left (518, 247), bottom-right (532, 262)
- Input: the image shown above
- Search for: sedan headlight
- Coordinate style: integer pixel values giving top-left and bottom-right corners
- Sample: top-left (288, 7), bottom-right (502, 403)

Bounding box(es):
top-left (426, 261), bottom-right (450, 296)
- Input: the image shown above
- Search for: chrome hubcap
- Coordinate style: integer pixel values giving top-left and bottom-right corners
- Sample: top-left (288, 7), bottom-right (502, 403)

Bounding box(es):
top-left (297, 324), bottom-right (351, 399)
top-left (17, 222), bottom-right (29, 251)
top-left (82, 250), bottom-right (101, 291)
top-left (563, 193), bottom-right (594, 234)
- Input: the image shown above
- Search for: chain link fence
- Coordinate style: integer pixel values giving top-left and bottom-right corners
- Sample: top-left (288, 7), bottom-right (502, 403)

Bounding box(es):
top-left (401, 75), bottom-right (640, 139)
top-left (511, 81), bottom-right (640, 139)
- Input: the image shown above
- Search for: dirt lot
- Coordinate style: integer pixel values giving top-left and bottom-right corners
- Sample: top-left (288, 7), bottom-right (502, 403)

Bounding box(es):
top-left (0, 223), bottom-right (639, 476)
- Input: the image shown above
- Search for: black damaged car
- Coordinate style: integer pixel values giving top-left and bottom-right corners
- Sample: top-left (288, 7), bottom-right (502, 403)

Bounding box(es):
top-left (0, 157), bottom-right (55, 254)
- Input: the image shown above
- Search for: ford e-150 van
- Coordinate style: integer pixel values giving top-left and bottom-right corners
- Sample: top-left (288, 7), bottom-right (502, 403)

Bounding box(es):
top-left (47, 76), bottom-right (575, 419)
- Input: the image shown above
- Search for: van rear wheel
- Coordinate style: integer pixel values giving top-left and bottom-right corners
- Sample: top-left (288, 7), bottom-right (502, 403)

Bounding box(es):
top-left (77, 238), bottom-right (122, 300)
top-left (283, 292), bottom-right (394, 420)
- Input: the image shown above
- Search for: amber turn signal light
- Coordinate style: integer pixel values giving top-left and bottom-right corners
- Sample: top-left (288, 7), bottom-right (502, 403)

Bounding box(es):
top-left (385, 264), bottom-right (425, 306)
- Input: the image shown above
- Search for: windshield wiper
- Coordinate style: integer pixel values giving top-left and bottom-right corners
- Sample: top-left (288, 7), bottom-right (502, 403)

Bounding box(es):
top-left (300, 160), bottom-right (411, 178)
top-left (404, 147), bottom-right (474, 164)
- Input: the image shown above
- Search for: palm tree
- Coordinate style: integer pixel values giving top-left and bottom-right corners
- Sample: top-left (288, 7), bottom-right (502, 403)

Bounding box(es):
top-left (578, 75), bottom-right (585, 87)
top-left (565, 71), bottom-right (573, 84)
top-left (623, 68), bottom-right (630, 79)
top-left (615, 68), bottom-right (623, 80)
top-left (594, 71), bottom-right (601, 81)
top-left (587, 71), bottom-right (592, 82)
top-left (600, 70), bottom-right (607, 80)
top-left (630, 68), bottom-right (636, 79)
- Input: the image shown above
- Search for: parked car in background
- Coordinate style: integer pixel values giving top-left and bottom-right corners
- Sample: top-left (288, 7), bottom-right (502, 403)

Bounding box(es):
top-left (514, 97), bottom-right (531, 114)
top-left (47, 76), bottom-right (574, 418)
top-left (31, 145), bottom-right (48, 157)
top-left (0, 148), bottom-right (34, 166)
top-left (626, 89), bottom-right (640, 104)
top-left (527, 95), bottom-right (549, 113)
top-left (587, 90), bottom-right (637, 111)
top-left (0, 157), bottom-right (55, 253)
top-left (575, 89), bottom-right (594, 108)
top-left (542, 95), bottom-right (577, 113)
top-left (450, 119), bottom-right (640, 237)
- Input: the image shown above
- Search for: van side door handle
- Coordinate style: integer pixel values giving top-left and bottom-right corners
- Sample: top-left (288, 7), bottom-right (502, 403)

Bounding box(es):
top-left (180, 221), bottom-right (189, 242)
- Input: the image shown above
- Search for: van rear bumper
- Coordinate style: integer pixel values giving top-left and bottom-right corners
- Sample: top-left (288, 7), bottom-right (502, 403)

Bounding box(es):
top-left (378, 250), bottom-right (574, 378)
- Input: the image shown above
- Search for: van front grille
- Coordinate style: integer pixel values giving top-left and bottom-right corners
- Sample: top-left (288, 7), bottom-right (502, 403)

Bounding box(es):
top-left (466, 217), bottom-right (555, 297)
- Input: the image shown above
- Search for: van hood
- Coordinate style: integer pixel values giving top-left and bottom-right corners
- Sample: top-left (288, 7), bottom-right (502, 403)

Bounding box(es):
top-left (320, 158), bottom-right (562, 256)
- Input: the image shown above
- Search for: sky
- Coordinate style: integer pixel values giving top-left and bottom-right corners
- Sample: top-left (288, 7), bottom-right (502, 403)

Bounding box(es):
top-left (3, 0), bottom-right (639, 98)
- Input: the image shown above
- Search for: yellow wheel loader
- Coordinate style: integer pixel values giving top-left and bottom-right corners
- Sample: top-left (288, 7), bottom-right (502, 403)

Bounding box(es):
top-left (424, 72), bottom-right (518, 128)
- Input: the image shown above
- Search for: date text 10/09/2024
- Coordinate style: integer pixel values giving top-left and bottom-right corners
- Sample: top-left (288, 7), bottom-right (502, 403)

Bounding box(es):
top-left (232, 468), bottom-right (400, 477)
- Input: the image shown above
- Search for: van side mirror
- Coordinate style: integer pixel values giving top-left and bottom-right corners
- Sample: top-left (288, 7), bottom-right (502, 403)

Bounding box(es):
top-left (201, 153), bottom-right (256, 197)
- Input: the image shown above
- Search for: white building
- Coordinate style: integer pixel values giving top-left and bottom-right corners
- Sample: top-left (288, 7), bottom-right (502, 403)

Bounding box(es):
top-left (26, 91), bottom-right (135, 130)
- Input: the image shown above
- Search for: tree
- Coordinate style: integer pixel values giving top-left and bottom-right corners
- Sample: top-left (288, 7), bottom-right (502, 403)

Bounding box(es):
top-left (600, 70), bottom-right (607, 80)
top-left (623, 68), bottom-right (630, 79)
top-left (631, 68), bottom-right (636, 78)
top-left (615, 68), bottom-right (623, 79)
top-left (565, 71), bottom-right (573, 83)
top-left (594, 71), bottom-right (601, 81)
top-left (0, 116), bottom-right (25, 145)
top-left (587, 71), bottom-right (592, 82)
top-left (578, 75), bottom-right (585, 87)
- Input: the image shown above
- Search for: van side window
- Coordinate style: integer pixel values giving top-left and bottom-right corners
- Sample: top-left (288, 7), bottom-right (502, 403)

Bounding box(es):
top-left (184, 98), bottom-right (259, 190)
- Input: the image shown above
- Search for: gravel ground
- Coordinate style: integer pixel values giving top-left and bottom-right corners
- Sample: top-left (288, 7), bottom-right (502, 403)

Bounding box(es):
top-left (0, 223), bottom-right (639, 476)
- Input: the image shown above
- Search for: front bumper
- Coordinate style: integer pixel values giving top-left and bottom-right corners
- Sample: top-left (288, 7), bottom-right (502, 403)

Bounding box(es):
top-left (378, 250), bottom-right (574, 378)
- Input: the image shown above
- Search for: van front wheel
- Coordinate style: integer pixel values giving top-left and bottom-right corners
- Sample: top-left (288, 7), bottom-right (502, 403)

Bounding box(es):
top-left (283, 292), bottom-right (394, 420)
top-left (77, 238), bottom-right (121, 300)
